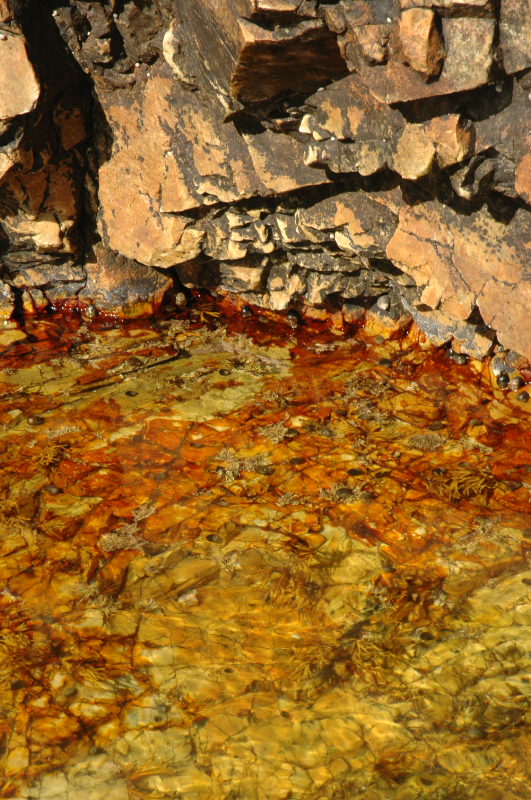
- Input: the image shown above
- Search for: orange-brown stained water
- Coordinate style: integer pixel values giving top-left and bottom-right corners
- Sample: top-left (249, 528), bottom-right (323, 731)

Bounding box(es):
top-left (0, 298), bottom-right (531, 800)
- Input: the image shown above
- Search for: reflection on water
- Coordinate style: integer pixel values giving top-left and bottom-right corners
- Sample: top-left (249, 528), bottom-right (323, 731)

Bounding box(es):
top-left (0, 298), bottom-right (531, 800)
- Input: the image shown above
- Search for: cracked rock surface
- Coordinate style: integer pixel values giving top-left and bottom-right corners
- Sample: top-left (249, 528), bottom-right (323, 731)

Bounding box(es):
top-left (0, 0), bottom-right (531, 362)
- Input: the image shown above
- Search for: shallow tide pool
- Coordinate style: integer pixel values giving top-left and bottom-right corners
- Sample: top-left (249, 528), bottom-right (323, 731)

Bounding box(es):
top-left (1, 298), bottom-right (531, 800)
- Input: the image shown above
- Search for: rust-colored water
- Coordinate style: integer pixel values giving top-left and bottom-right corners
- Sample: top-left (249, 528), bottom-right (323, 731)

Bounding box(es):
top-left (1, 298), bottom-right (531, 800)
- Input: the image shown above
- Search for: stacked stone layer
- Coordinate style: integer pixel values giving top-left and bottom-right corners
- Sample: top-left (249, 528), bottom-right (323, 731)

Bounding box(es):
top-left (1, 0), bottom-right (531, 362)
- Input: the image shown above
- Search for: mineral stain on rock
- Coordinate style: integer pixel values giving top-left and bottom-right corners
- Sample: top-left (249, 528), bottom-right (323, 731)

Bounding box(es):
top-left (0, 300), bottom-right (530, 799)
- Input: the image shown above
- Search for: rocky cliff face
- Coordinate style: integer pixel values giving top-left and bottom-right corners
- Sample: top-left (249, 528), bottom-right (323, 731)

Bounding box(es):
top-left (1, 0), bottom-right (531, 364)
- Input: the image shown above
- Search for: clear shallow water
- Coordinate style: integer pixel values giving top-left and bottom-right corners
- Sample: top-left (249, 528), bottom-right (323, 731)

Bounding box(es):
top-left (0, 299), bottom-right (531, 800)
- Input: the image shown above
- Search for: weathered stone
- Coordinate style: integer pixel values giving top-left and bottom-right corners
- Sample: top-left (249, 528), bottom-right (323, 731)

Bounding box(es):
top-left (174, 0), bottom-right (347, 114)
top-left (306, 74), bottom-right (404, 144)
top-left (220, 262), bottom-right (266, 293)
top-left (8, 263), bottom-right (85, 290)
top-left (97, 65), bottom-right (332, 268)
top-left (78, 245), bottom-right (173, 317)
top-left (305, 271), bottom-right (351, 304)
top-left (401, 296), bottom-right (495, 358)
top-left (115, 0), bottom-right (163, 65)
top-left (297, 191), bottom-right (397, 259)
top-left (398, 9), bottom-right (445, 78)
top-left (0, 278), bottom-right (14, 319)
top-left (515, 136), bottom-right (531, 204)
top-left (500, 0), bottom-right (531, 74)
top-left (0, 35), bottom-right (40, 122)
top-left (387, 201), bottom-right (531, 360)
top-left (243, 128), bottom-right (329, 193)
top-left (354, 24), bottom-right (391, 65)
top-left (287, 250), bottom-right (359, 273)
top-left (342, 301), bottom-right (365, 324)
top-left (392, 125), bottom-right (436, 180)
top-left (400, 0), bottom-right (495, 15)
top-left (351, 16), bottom-right (495, 103)
top-left (267, 262), bottom-right (306, 309)
top-left (392, 114), bottom-right (474, 179)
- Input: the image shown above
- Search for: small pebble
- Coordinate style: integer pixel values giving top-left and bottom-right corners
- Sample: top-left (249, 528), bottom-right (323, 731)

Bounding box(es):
top-left (206, 534), bottom-right (222, 543)
top-left (125, 356), bottom-right (142, 367)
top-left (447, 347), bottom-right (455, 359)
top-left (453, 353), bottom-right (467, 365)
top-left (286, 310), bottom-right (299, 329)
top-left (429, 421), bottom-right (445, 431)
top-left (27, 416), bottom-right (45, 426)
top-left (379, 358), bottom-right (392, 367)
top-left (84, 304), bottom-right (98, 318)
top-left (0, 34), bottom-right (7, 41)
top-left (518, 390), bottom-right (530, 403)
top-left (256, 465), bottom-right (275, 476)
top-left (509, 375), bottom-right (524, 391)
top-left (336, 487), bottom-right (353, 500)
top-left (43, 484), bottom-right (61, 495)
top-left (374, 335), bottom-right (385, 344)
top-left (469, 418), bottom-right (483, 427)
top-left (495, 82), bottom-right (504, 93)
top-left (491, 362), bottom-right (505, 377)
top-left (433, 467), bottom-right (446, 476)
top-left (219, 368), bottom-right (231, 376)
top-left (376, 295), bottom-right (390, 311)
top-left (360, 491), bottom-right (374, 502)
top-left (174, 292), bottom-right (187, 307)
top-left (241, 305), bottom-right (253, 320)
top-left (497, 373), bottom-right (509, 389)
top-left (125, 390), bottom-right (138, 397)
top-left (290, 457), bottom-right (305, 465)
top-left (348, 468), bottom-right (364, 476)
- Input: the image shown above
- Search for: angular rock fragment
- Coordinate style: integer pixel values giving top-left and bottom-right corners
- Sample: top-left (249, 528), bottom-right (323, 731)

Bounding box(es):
top-left (400, 0), bottom-right (495, 15)
top-left (0, 278), bottom-right (14, 319)
top-left (398, 8), bottom-right (445, 79)
top-left (97, 65), bottom-right (332, 268)
top-left (387, 201), bottom-right (531, 360)
top-left (174, 0), bottom-right (347, 115)
top-left (79, 245), bottom-right (173, 317)
top-left (297, 190), bottom-right (397, 259)
top-left (392, 114), bottom-right (474, 178)
top-left (500, 0), bottom-right (531, 74)
top-left (220, 261), bottom-right (267, 293)
top-left (354, 24), bottom-right (392, 65)
top-left (0, 35), bottom-right (40, 122)
top-left (350, 16), bottom-right (495, 103)
top-left (515, 136), bottom-right (531, 204)
top-left (401, 296), bottom-right (495, 358)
